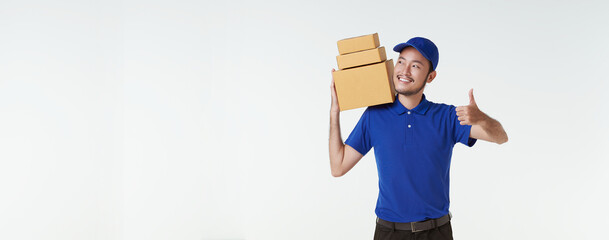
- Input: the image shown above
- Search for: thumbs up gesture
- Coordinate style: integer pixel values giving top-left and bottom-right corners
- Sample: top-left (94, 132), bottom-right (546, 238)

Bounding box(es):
top-left (456, 89), bottom-right (487, 126)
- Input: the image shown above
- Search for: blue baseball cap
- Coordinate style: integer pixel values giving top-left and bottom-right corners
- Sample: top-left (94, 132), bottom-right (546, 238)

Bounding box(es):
top-left (393, 37), bottom-right (439, 71)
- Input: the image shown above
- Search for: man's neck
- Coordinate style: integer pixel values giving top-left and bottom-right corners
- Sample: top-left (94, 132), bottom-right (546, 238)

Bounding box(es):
top-left (397, 92), bottom-right (424, 110)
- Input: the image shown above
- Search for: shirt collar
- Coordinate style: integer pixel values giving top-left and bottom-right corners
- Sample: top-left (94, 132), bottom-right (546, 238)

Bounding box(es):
top-left (389, 94), bottom-right (431, 115)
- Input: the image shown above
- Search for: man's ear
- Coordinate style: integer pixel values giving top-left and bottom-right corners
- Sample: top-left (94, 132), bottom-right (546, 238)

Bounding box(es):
top-left (427, 71), bottom-right (437, 83)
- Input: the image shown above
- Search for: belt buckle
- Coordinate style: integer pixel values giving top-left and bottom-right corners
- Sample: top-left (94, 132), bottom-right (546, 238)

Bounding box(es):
top-left (411, 222), bottom-right (423, 233)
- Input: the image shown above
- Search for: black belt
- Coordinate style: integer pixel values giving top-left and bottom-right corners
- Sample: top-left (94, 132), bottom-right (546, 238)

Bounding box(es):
top-left (376, 213), bottom-right (451, 232)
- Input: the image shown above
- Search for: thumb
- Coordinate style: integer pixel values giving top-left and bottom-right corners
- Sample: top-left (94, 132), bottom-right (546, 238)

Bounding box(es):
top-left (468, 88), bottom-right (476, 105)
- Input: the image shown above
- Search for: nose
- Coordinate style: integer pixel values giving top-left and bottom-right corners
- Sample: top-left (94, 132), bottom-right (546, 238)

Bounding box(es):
top-left (396, 64), bottom-right (410, 76)
top-left (400, 65), bottom-right (411, 76)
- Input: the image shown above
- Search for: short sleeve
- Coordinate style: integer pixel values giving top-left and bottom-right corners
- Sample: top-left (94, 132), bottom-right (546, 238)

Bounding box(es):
top-left (450, 106), bottom-right (477, 147)
top-left (345, 108), bottom-right (373, 155)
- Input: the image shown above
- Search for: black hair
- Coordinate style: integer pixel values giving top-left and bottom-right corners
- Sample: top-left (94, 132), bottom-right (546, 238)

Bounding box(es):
top-left (427, 60), bottom-right (434, 75)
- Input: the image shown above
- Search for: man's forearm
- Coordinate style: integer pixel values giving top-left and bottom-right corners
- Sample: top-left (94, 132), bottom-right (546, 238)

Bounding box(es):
top-left (329, 111), bottom-right (345, 175)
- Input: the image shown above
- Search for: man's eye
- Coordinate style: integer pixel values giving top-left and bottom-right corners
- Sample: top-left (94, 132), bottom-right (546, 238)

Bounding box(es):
top-left (413, 65), bottom-right (419, 68)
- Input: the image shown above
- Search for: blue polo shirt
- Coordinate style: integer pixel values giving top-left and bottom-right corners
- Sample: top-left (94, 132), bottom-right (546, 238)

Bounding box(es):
top-left (345, 94), bottom-right (476, 223)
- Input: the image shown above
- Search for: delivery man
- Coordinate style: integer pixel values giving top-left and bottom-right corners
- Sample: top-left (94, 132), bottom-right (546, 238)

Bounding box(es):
top-left (328, 37), bottom-right (508, 240)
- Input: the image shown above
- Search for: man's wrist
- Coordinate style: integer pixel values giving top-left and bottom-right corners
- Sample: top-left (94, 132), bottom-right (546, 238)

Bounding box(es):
top-left (330, 108), bottom-right (340, 116)
top-left (479, 113), bottom-right (495, 129)
top-left (330, 110), bottom-right (340, 123)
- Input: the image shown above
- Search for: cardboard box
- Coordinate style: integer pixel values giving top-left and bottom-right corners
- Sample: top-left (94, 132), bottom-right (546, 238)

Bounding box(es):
top-left (336, 46), bottom-right (387, 70)
top-left (337, 33), bottom-right (380, 55)
top-left (332, 59), bottom-right (395, 111)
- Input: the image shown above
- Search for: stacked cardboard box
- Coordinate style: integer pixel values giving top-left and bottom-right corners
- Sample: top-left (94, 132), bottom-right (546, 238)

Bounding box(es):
top-left (332, 33), bottom-right (395, 111)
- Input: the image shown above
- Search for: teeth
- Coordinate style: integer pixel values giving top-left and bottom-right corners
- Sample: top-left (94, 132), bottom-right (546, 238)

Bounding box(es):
top-left (399, 77), bottom-right (412, 82)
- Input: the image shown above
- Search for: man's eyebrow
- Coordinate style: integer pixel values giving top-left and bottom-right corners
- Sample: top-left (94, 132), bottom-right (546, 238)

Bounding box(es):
top-left (411, 60), bottom-right (424, 65)
top-left (399, 56), bottom-right (425, 65)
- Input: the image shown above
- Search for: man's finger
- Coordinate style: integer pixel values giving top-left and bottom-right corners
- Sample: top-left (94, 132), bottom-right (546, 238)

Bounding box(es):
top-left (456, 106), bottom-right (469, 112)
top-left (331, 68), bottom-right (336, 88)
top-left (330, 69), bottom-right (338, 100)
top-left (469, 88), bottom-right (476, 105)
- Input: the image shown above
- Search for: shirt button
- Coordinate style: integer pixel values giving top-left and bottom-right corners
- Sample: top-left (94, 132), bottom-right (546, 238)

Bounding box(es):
top-left (408, 124), bottom-right (412, 128)
top-left (407, 111), bottom-right (411, 114)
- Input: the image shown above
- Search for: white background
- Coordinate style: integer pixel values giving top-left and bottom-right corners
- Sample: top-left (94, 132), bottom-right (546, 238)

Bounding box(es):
top-left (1, 0), bottom-right (608, 239)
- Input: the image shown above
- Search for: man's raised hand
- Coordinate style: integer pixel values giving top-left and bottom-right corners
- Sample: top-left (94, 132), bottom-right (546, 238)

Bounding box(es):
top-left (455, 89), bottom-right (488, 126)
top-left (330, 68), bottom-right (340, 114)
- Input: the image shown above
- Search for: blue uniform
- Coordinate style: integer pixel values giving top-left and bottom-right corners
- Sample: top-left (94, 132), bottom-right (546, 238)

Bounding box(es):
top-left (345, 95), bottom-right (476, 223)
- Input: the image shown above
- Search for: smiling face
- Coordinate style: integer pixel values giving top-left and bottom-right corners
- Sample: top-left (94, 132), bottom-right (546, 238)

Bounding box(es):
top-left (393, 47), bottom-right (436, 96)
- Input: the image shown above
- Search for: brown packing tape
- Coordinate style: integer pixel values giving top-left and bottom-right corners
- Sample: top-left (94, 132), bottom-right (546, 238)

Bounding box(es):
top-left (337, 33), bottom-right (380, 55)
top-left (332, 59), bottom-right (396, 111)
top-left (336, 46), bottom-right (387, 70)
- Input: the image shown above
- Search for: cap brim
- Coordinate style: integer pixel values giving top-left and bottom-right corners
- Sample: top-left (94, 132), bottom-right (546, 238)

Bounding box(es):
top-left (393, 43), bottom-right (412, 53)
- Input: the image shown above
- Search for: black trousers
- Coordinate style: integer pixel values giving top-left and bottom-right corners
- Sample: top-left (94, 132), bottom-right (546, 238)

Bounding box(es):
top-left (373, 221), bottom-right (453, 240)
